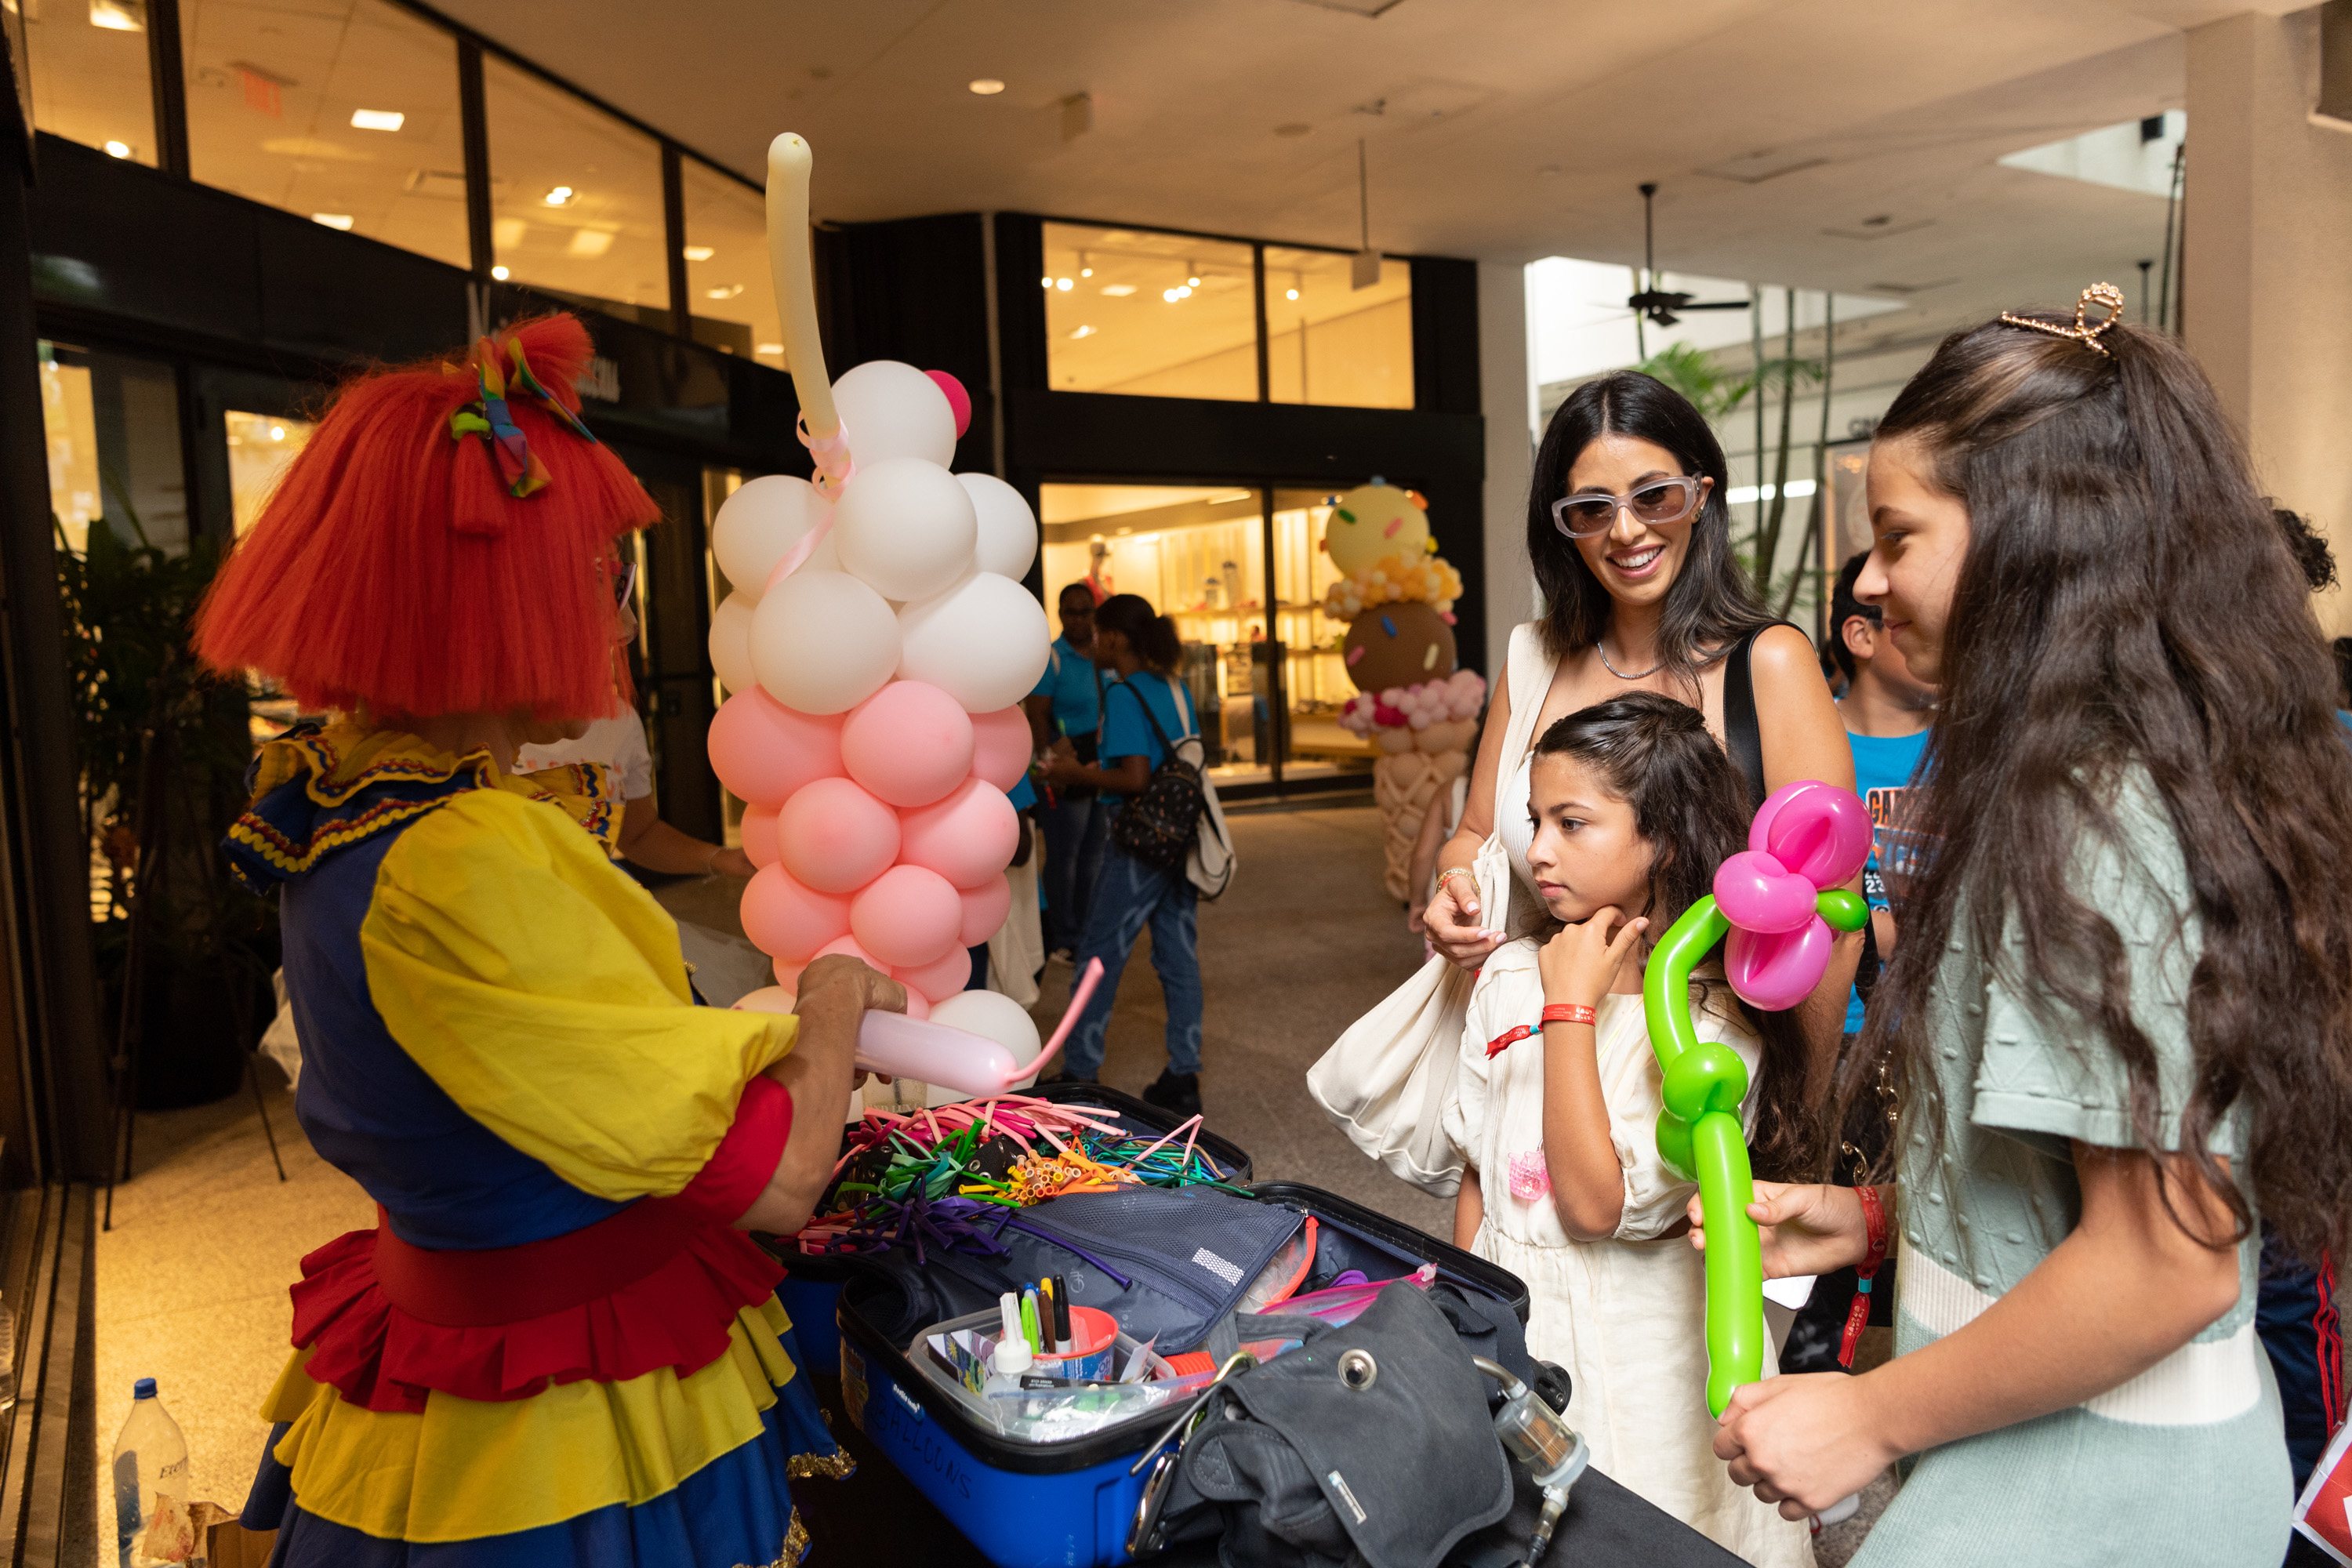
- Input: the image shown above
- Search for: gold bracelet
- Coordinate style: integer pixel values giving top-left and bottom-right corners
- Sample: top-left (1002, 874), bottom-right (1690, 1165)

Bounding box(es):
top-left (1437, 866), bottom-right (1476, 897)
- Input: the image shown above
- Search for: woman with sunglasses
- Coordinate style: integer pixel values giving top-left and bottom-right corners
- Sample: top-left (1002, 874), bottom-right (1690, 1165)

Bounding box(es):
top-left (1425, 370), bottom-right (1857, 1079)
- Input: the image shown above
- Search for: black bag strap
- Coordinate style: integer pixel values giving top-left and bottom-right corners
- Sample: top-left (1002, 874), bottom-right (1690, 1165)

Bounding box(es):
top-left (1108, 675), bottom-right (1182, 769)
top-left (1723, 624), bottom-right (1773, 813)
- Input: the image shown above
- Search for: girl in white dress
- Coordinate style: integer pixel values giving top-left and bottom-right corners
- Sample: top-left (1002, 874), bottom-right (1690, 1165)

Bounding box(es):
top-left (1444, 692), bottom-right (1814, 1568)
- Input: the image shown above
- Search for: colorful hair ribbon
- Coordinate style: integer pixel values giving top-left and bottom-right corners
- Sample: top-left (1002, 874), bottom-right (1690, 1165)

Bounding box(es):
top-left (1642, 779), bottom-right (1871, 1417)
top-left (448, 336), bottom-right (601, 499)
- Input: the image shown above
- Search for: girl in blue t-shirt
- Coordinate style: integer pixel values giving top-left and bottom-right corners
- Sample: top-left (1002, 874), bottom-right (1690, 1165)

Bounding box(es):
top-left (1039, 593), bottom-right (1206, 1114)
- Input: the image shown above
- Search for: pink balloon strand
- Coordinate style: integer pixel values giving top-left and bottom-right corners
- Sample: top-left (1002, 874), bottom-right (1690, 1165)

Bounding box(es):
top-left (1022, 956), bottom-right (1105, 1083)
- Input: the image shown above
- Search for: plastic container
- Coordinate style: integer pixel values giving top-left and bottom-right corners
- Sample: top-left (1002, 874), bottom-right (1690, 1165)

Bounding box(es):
top-left (767, 1083), bottom-right (1254, 1377)
top-left (111, 1378), bottom-right (191, 1568)
top-left (834, 1181), bottom-right (1526, 1568)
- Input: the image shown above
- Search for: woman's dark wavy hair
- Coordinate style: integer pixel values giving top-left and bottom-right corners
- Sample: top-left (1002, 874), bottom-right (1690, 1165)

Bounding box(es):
top-left (1533, 692), bottom-right (1813, 1176)
top-left (1845, 310), bottom-right (2352, 1261)
top-left (1527, 372), bottom-right (1777, 690)
top-left (1091, 593), bottom-right (1184, 676)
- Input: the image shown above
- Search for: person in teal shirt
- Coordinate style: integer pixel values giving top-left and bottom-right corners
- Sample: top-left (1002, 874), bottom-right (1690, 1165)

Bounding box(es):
top-left (1027, 584), bottom-right (1108, 959)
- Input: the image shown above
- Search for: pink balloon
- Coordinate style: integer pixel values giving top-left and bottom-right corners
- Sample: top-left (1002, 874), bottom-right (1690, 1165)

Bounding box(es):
top-left (840, 681), bottom-right (975, 808)
top-left (895, 947), bottom-right (975, 1006)
top-left (969, 707), bottom-right (1033, 793)
top-left (1726, 918), bottom-right (1833, 1012)
top-left (706, 689), bottom-right (843, 807)
top-left (849, 863), bottom-right (965, 969)
top-left (740, 804), bottom-right (780, 869)
top-left (926, 369), bottom-right (972, 438)
top-left (772, 956), bottom-right (804, 991)
top-left (898, 779), bottom-right (1019, 890)
top-left (814, 933), bottom-right (884, 968)
top-left (1748, 780), bottom-right (1872, 889)
top-left (739, 863), bottom-right (852, 964)
top-left (1712, 850), bottom-right (1815, 935)
top-left (957, 874), bottom-right (1012, 946)
top-left (734, 985), bottom-right (796, 1014)
top-left (776, 778), bottom-right (902, 894)
top-left (902, 990), bottom-right (932, 1022)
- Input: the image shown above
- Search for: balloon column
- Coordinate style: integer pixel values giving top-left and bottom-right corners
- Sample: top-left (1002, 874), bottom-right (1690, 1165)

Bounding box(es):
top-left (1321, 481), bottom-right (1481, 901)
top-left (1641, 781), bottom-right (1871, 1417)
top-left (706, 134), bottom-right (1051, 1093)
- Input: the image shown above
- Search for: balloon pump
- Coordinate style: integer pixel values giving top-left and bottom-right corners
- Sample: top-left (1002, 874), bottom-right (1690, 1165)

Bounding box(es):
top-left (1472, 1357), bottom-right (1590, 1568)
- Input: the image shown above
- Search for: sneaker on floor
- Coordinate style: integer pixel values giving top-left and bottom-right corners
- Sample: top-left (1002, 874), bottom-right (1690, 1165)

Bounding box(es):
top-left (1046, 948), bottom-right (1074, 966)
top-left (1141, 1069), bottom-right (1202, 1117)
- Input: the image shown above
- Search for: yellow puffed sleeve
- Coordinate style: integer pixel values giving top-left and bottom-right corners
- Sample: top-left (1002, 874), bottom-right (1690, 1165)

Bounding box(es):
top-left (360, 788), bottom-right (797, 1202)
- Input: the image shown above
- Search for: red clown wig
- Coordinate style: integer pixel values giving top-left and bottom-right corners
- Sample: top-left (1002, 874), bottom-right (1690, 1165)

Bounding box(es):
top-left (196, 314), bottom-right (659, 720)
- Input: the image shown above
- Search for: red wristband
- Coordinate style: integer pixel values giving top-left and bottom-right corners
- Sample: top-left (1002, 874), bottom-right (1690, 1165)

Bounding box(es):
top-left (1540, 1003), bottom-right (1597, 1028)
top-left (1838, 1184), bottom-right (1889, 1370)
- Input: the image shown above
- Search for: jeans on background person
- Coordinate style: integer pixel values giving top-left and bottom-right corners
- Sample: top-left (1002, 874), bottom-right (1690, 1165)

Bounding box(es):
top-left (1040, 794), bottom-right (1108, 955)
top-left (1062, 845), bottom-right (1200, 1082)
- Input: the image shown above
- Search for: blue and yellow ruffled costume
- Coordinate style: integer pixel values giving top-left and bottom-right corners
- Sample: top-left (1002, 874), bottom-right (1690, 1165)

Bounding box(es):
top-left (229, 723), bottom-right (847, 1566)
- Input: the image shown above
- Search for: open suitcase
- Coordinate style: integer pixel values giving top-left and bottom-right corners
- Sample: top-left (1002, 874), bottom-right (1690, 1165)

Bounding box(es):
top-left (832, 1180), bottom-right (1529, 1568)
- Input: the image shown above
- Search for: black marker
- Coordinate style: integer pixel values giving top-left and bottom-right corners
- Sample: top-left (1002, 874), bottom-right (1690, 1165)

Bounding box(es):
top-left (1052, 1272), bottom-right (1073, 1352)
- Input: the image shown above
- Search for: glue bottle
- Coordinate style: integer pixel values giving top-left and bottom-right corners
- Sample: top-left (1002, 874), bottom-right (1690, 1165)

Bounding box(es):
top-left (992, 1293), bottom-right (1033, 1379)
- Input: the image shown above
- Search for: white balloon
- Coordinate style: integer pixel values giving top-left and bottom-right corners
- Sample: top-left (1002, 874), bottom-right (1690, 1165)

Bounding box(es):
top-left (833, 360), bottom-right (957, 470)
top-left (957, 473), bottom-right (1039, 581)
top-left (925, 989), bottom-right (1044, 1101)
top-left (833, 456), bottom-right (978, 604)
top-left (898, 572), bottom-right (1053, 713)
top-left (712, 474), bottom-right (830, 602)
top-left (709, 592), bottom-right (756, 693)
top-left (750, 569), bottom-right (901, 715)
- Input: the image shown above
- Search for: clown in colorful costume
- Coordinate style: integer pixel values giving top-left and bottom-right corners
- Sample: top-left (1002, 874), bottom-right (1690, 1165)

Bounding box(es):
top-left (195, 316), bottom-right (893, 1567)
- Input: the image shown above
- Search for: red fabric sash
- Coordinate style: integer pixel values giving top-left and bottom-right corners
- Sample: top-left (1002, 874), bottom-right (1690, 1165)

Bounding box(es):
top-left (371, 1197), bottom-right (697, 1328)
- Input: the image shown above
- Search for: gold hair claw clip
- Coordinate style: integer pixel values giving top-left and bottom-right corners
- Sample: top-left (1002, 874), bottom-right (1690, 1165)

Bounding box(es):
top-left (2000, 282), bottom-right (2127, 358)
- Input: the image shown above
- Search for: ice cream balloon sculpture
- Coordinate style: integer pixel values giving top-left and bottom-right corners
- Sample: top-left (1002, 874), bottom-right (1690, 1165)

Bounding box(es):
top-left (1321, 481), bottom-right (1485, 901)
top-left (1642, 780), bottom-right (1872, 1417)
top-left (710, 133), bottom-right (1093, 1100)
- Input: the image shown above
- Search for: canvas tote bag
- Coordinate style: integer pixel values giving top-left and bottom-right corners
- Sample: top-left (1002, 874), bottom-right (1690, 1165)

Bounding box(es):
top-left (1307, 622), bottom-right (1557, 1195)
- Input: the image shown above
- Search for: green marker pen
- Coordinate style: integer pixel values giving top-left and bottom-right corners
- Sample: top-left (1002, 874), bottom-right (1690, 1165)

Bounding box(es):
top-left (1020, 1290), bottom-right (1042, 1354)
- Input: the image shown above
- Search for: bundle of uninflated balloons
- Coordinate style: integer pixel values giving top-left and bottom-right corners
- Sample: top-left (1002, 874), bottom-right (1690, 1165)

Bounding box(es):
top-left (702, 361), bottom-right (1050, 1020)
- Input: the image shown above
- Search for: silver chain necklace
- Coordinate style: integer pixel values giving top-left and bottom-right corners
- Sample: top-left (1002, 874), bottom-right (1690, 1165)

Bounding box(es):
top-left (1596, 640), bottom-right (1664, 681)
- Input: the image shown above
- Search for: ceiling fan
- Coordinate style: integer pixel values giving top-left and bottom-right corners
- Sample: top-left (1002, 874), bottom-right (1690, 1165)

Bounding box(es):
top-left (1626, 183), bottom-right (1750, 327)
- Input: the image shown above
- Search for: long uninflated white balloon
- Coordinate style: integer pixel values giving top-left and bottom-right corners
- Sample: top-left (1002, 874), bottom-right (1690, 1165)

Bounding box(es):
top-left (764, 132), bottom-right (837, 440)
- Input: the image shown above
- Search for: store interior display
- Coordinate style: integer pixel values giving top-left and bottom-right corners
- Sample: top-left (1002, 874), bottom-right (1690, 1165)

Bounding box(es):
top-left (1318, 481), bottom-right (1484, 899)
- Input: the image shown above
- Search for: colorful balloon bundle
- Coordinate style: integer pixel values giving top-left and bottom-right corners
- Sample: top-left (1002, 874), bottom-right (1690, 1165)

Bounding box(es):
top-left (705, 136), bottom-right (1051, 1026)
top-left (1320, 554), bottom-right (1464, 622)
top-left (1641, 780), bottom-right (1871, 1416)
top-left (793, 1096), bottom-right (1244, 1259)
top-left (1336, 668), bottom-right (1487, 741)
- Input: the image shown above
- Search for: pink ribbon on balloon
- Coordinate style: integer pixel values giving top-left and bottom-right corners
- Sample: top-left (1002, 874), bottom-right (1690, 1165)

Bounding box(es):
top-left (1711, 780), bottom-right (1872, 1011)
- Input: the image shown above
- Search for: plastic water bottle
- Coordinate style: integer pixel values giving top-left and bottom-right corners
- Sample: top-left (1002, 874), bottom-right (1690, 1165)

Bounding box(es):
top-left (0, 1291), bottom-right (17, 1414)
top-left (111, 1379), bottom-right (190, 1568)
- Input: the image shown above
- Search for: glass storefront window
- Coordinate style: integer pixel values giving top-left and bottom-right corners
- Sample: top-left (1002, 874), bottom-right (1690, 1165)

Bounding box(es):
top-left (39, 343), bottom-right (187, 556)
top-left (682, 159), bottom-right (780, 365)
top-left (704, 467), bottom-right (749, 843)
top-left (1042, 223), bottom-right (1256, 401)
top-left (181, 0), bottom-right (470, 268)
top-left (1272, 488), bottom-right (1377, 779)
top-left (1263, 249), bottom-right (1413, 409)
top-left (25, 0), bottom-right (159, 165)
top-left (1039, 484), bottom-right (1271, 784)
top-left (223, 410), bottom-right (314, 535)
top-left (485, 56), bottom-right (667, 320)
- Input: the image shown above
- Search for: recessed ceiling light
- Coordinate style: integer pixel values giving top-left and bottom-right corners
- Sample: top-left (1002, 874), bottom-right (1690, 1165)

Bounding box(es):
top-left (103, 140), bottom-right (132, 159)
top-left (566, 228), bottom-right (614, 257)
top-left (1286, 287), bottom-right (1299, 300)
top-left (88, 0), bottom-right (143, 31)
top-left (269, 424), bottom-right (286, 441)
top-left (1069, 324), bottom-right (1096, 339)
top-left (310, 212), bottom-right (354, 230)
top-left (968, 78), bottom-right (1006, 96)
top-left (1187, 275), bottom-right (1200, 287)
top-left (682, 245), bottom-right (714, 262)
top-left (490, 264), bottom-right (510, 280)
top-left (349, 108), bottom-right (405, 132)
top-left (706, 283), bottom-right (744, 299)
top-left (1080, 267), bottom-right (1093, 278)
top-left (1100, 284), bottom-right (1136, 297)
top-left (1055, 277), bottom-right (1073, 291)
top-left (756, 342), bottom-right (785, 356)
top-left (1040, 275), bottom-right (1054, 289)
top-left (543, 185), bottom-right (575, 206)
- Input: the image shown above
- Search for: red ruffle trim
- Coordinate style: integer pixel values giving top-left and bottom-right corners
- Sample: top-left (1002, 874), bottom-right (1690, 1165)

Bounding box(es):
top-left (291, 1221), bottom-right (786, 1414)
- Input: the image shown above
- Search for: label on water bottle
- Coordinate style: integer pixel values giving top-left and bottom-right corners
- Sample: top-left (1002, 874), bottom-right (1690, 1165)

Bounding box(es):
top-left (111, 1450), bottom-right (139, 1568)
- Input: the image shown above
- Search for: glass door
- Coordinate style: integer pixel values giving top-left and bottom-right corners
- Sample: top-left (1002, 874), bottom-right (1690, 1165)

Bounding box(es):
top-left (1272, 488), bottom-right (1377, 783)
top-left (1036, 484), bottom-right (1272, 789)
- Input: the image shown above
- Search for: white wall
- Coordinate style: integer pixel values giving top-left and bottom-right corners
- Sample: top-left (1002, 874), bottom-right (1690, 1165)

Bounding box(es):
top-left (1478, 260), bottom-right (1537, 683)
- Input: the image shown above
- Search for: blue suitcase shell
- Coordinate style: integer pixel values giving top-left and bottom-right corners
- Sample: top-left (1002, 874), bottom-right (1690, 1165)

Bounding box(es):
top-left (834, 1181), bottom-right (1530, 1568)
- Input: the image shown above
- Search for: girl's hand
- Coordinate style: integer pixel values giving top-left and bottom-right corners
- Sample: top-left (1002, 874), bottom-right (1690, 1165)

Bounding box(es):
top-left (1425, 871), bottom-right (1501, 970)
top-left (1715, 1373), bottom-right (1899, 1519)
top-left (1687, 1181), bottom-right (1873, 1278)
top-left (1537, 906), bottom-right (1647, 1010)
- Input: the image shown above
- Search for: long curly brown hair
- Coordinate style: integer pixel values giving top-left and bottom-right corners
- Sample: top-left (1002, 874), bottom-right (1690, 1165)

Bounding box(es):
top-left (1845, 311), bottom-right (2352, 1261)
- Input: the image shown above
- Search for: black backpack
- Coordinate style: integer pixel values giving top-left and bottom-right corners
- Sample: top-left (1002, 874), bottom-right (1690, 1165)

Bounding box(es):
top-left (1105, 677), bottom-right (1207, 872)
